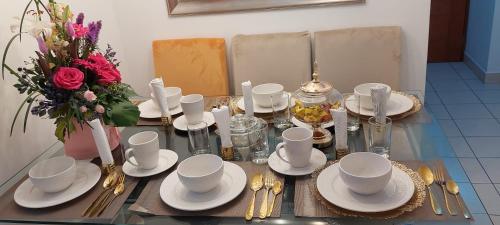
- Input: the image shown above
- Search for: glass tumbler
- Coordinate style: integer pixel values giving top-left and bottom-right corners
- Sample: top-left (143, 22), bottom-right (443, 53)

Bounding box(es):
top-left (248, 118), bottom-right (270, 164)
top-left (187, 122), bottom-right (211, 155)
top-left (342, 93), bottom-right (360, 132)
top-left (271, 93), bottom-right (293, 142)
top-left (368, 117), bottom-right (392, 158)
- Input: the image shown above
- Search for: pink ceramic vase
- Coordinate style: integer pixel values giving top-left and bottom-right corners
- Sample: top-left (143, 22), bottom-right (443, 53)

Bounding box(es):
top-left (63, 121), bottom-right (121, 160)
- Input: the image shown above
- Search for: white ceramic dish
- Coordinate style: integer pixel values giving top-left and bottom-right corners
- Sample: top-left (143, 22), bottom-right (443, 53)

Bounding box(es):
top-left (291, 117), bottom-right (334, 129)
top-left (123, 150), bottom-right (178, 178)
top-left (316, 163), bottom-right (414, 213)
top-left (339, 152), bottom-right (392, 195)
top-left (252, 83), bottom-right (284, 108)
top-left (354, 83), bottom-right (392, 110)
top-left (138, 99), bottom-right (182, 119)
top-left (268, 148), bottom-right (327, 176)
top-left (177, 154), bottom-right (224, 193)
top-left (345, 93), bottom-right (414, 117)
top-left (172, 112), bottom-right (215, 131)
top-left (15, 161), bottom-right (101, 208)
top-left (29, 156), bottom-right (77, 193)
top-left (150, 87), bottom-right (182, 109)
top-left (160, 161), bottom-right (246, 211)
top-left (237, 93), bottom-right (295, 113)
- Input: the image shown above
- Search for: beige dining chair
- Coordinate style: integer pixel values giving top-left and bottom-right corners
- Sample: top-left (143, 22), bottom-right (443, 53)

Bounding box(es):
top-left (152, 38), bottom-right (229, 97)
top-left (314, 26), bottom-right (401, 93)
top-left (231, 31), bottom-right (312, 95)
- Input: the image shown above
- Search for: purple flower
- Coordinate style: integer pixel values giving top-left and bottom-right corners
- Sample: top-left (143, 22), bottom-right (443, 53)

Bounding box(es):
top-left (36, 36), bottom-right (48, 54)
top-left (87, 20), bottom-right (102, 44)
top-left (65, 21), bottom-right (75, 38)
top-left (76, 13), bottom-right (84, 25)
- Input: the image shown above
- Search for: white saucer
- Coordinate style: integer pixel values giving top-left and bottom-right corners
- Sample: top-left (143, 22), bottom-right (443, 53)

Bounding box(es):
top-left (317, 163), bottom-right (414, 213)
top-left (237, 93), bottom-right (296, 114)
top-left (345, 93), bottom-right (414, 117)
top-left (291, 117), bottom-right (335, 129)
top-left (123, 150), bottom-right (178, 178)
top-left (268, 148), bottom-right (327, 176)
top-left (160, 161), bottom-right (246, 211)
top-left (14, 161), bottom-right (101, 208)
top-left (138, 99), bottom-right (182, 119)
top-left (172, 112), bottom-right (215, 131)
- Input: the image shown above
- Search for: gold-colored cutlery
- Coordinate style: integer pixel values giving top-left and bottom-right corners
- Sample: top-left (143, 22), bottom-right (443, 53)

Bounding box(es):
top-left (446, 180), bottom-right (472, 219)
top-left (267, 180), bottom-right (283, 217)
top-left (245, 173), bottom-right (263, 221)
top-left (259, 173), bottom-right (275, 219)
top-left (82, 170), bottom-right (119, 217)
top-left (418, 165), bottom-right (443, 215)
top-left (95, 173), bottom-right (126, 216)
top-left (432, 164), bottom-right (457, 216)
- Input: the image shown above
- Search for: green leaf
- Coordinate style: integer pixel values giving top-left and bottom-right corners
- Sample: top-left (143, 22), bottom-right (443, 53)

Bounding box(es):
top-left (19, 0), bottom-right (34, 42)
top-left (23, 94), bottom-right (40, 132)
top-left (10, 92), bottom-right (36, 136)
top-left (2, 33), bottom-right (22, 79)
top-left (109, 102), bottom-right (139, 126)
top-left (34, 0), bottom-right (51, 20)
top-left (55, 118), bottom-right (67, 142)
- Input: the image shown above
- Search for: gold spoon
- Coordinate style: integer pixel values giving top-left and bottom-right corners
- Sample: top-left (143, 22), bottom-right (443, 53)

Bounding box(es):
top-left (418, 166), bottom-right (443, 215)
top-left (266, 180), bottom-right (283, 217)
top-left (245, 174), bottom-right (263, 221)
top-left (446, 180), bottom-right (471, 219)
top-left (82, 170), bottom-right (119, 216)
top-left (96, 173), bottom-right (126, 216)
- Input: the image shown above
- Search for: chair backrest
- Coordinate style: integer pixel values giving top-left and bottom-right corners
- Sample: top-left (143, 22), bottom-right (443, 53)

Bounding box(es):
top-left (314, 26), bottom-right (401, 93)
top-left (231, 31), bottom-right (312, 95)
top-left (152, 38), bottom-right (229, 96)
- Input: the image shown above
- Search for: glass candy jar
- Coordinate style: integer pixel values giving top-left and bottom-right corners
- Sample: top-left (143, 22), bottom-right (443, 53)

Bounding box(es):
top-left (291, 63), bottom-right (342, 148)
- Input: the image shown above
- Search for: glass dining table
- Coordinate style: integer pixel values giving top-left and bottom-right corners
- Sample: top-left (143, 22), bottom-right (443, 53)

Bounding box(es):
top-left (0, 95), bottom-right (476, 225)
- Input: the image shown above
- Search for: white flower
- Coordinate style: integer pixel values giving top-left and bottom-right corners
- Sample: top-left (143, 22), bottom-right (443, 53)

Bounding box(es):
top-left (10, 16), bottom-right (53, 38)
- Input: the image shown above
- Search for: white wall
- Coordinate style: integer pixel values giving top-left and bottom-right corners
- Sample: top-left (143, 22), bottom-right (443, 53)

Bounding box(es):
top-left (110, 0), bottom-right (431, 96)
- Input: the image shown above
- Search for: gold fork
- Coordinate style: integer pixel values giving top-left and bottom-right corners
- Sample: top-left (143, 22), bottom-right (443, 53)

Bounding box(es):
top-left (259, 173), bottom-right (275, 219)
top-left (89, 172), bottom-right (125, 217)
top-left (82, 170), bottom-right (119, 216)
top-left (433, 163), bottom-right (456, 216)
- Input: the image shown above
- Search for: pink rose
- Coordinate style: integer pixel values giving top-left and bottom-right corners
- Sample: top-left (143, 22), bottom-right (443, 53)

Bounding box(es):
top-left (80, 106), bottom-right (88, 113)
top-left (74, 53), bottom-right (121, 85)
top-left (83, 90), bottom-right (97, 102)
top-left (95, 104), bottom-right (105, 113)
top-left (53, 67), bottom-right (84, 90)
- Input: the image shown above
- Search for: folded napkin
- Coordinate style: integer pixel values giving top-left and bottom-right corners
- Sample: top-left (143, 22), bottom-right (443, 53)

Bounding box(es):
top-left (150, 78), bottom-right (171, 118)
top-left (88, 118), bottom-right (114, 165)
top-left (212, 106), bottom-right (233, 148)
top-left (331, 108), bottom-right (347, 150)
top-left (241, 81), bottom-right (254, 117)
top-left (370, 85), bottom-right (388, 124)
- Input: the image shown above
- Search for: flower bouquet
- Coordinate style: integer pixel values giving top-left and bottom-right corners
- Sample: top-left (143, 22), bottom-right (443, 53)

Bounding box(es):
top-left (2, 0), bottom-right (139, 158)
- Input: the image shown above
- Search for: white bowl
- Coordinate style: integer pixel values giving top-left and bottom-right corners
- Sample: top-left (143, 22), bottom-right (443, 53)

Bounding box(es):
top-left (252, 83), bottom-right (284, 108)
top-left (339, 152), bottom-right (392, 195)
top-left (150, 87), bottom-right (182, 109)
top-left (29, 156), bottom-right (77, 193)
top-left (177, 154), bottom-right (224, 193)
top-left (354, 83), bottom-right (392, 110)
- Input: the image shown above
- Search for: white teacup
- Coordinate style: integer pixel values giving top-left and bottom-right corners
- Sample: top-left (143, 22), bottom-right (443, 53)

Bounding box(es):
top-left (252, 83), bottom-right (284, 108)
top-left (180, 94), bottom-right (204, 125)
top-left (339, 152), bottom-right (392, 195)
top-left (354, 83), bottom-right (391, 110)
top-left (150, 87), bottom-right (182, 109)
top-left (125, 131), bottom-right (160, 170)
top-left (177, 154), bottom-right (224, 193)
top-left (275, 127), bottom-right (313, 168)
top-left (29, 156), bottom-right (77, 193)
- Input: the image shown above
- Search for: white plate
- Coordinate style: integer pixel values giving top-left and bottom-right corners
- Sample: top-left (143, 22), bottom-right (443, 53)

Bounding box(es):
top-left (317, 163), bottom-right (414, 213)
top-left (14, 161), bottom-right (101, 208)
top-left (237, 93), bottom-right (296, 114)
top-left (172, 112), bottom-right (215, 131)
top-left (291, 117), bottom-right (335, 129)
top-left (138, 99), bottom-right (182, 119)
top-left (268, 148), bottom-right (327, 176)
top-left (123, 150), bottom-right (178, 178)
top-left (160, 161), bottom-right (246, 211)
top-left (345, 93), bottom-right (414, 117)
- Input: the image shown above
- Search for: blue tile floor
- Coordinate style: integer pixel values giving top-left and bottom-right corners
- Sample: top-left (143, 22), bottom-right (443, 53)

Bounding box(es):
top-left (426, 62), bottom-right (500, 224)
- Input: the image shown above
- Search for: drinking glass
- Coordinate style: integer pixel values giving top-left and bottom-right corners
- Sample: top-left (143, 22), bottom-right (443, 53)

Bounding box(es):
top-left (342, 93), bottom-right (360, 132)
top-left (187, 122), bottom-right (211, 155)
top-left (271, 93), bottom-right (293, 141)
top-left (368, 117), bottom-right (392, 158)
top-left (248, 118), bottom-right (270, 164)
